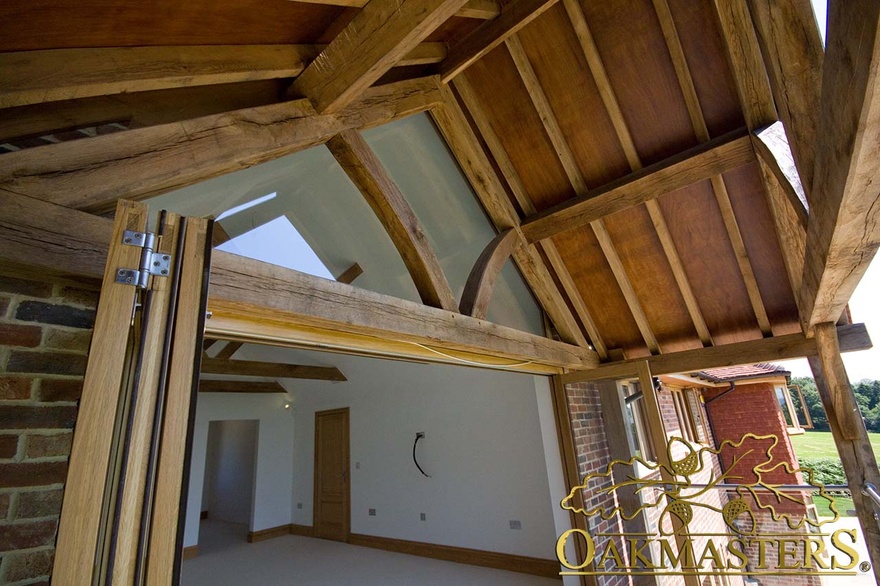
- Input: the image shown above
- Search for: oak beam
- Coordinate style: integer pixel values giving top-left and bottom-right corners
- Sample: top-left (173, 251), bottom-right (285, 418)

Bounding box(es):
top-left (439, 0), bottom-right (560, 82)
top-left (746, 0), bottom-right (823, 201)
top-left (460, 229), bottom-right (519, 319)
top-left (327, 130), bottom-right (458, 311)
top-left (808, 338), bottom-right (880, 581)
top-left (0, 195), bottom-right (597, 373)
top-left (0, 45), bottom-right (446, 109)
top-left (336, 262), bottom-right (364, 284)
top-left (287, 0), bottom-right (500, 19)
top-left (201, 357), bottom-right (347, 381)
top-left (801, 0), bottom-right (880, 327)
top-left (208, 251), bottom-right (599, 371)
top-left (429, 84), bottom-right (589, 347)
top-left (561, 323), bottom-right (871, 383)
top-left (199, 380), bottom-right (287, 393)
top-left (520, 130), bottom-right (754, 242)
top-left (214, 341), bottom-right (244, 360)
top-left (0, 76), bottom-right (443, 214)
top-left (289, 0), bottom-right (468, 113)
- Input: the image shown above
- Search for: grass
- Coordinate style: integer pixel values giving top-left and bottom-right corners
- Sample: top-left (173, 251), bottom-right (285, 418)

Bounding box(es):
top-left (789, 430), bottom-right (880, 459)
top-left (788, 430), bottom-right (880, 518)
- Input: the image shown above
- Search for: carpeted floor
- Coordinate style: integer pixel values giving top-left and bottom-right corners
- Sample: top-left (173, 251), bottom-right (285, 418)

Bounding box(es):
top-left (181, 520), bottom-right (561, 585)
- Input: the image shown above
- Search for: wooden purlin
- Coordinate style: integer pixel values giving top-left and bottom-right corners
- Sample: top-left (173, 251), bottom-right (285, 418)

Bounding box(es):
top-left (657, 0), bottom-right (773, 337)
top-left (0, 44), bottom-right (448, 109)
top-left (0, 76), bottom-right (444, 213)
top-left (505, 32), bottom-right (660, 354)
top-left (286, 0), bottom-right (499, 18)
top-left (452, 74), bottom-right (608, 357)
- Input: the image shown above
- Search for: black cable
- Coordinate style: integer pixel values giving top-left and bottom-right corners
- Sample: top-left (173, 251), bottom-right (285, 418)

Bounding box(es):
top-left (412, 433), bottom-right (431, 478)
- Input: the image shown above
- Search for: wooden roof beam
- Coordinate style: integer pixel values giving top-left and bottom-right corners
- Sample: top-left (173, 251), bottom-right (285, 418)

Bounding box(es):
top-left (288, 0), bottom-right (468, 113)
top-left (0, 193), bottom-right (597, 373)
top-left (0, 44), bottom-right (447, 109)
top-left (520, 130), bottom-right (754, 242)
top-left (287, 0), bottom-right (500, 19)
top-left (199, 380), bottom-right (288, 393)
top-left (327, 129), bottom-right (458, 311)
top-left (430, 84), bottom-right (591, 348)
top-left (439, 0), bottom-right (560, 83)
top-left (506, 34), bottom-right (660, 354)
top-left (801, 0), bottom-right (880, 328)
top-left (562, 323), bottom-right (871, 383)
top-left (746, 0), bottom-right (823, 203)
top-left (0, 76), bottom-right (443, 214)
top-left (563, 0), bottom-right (713, 348)
top-left (452, 74), bottom-right (608, 357)
top-left (460, 229), bottom-right (519, 319)
top-left (213, 341), bottom-right (243, 360)
top-left (201, 357), bottom-right (347, 380)
top-left (656, 0), bottom-right (773, 336)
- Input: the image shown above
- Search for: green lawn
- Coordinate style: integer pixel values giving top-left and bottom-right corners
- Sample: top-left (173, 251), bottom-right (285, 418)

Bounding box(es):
top-left (789, 430), bottom-right (880, 459)
top-left (789, 431), bottom-right (880, 518)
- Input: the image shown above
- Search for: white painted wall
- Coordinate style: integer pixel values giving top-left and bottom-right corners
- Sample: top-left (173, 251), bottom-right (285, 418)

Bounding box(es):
top-left (203, 419), bottom-right (258, 525)
top-left (259, 346), bottom-right (560, 560)
top-left (184, 391), bottom-right (295, 547)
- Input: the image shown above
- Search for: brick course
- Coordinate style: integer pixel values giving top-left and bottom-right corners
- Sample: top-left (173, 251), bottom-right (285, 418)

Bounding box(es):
top-left (0, 275), bottom-right (95, 584)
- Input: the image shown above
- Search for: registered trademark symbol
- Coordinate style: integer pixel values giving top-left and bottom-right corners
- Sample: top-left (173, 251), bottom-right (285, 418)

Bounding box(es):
top-left (860, 561), bottom-right (871, 572)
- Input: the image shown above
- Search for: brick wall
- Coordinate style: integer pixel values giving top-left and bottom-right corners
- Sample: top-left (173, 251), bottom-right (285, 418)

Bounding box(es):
top-left (0, 276), bottom-right (96, 585)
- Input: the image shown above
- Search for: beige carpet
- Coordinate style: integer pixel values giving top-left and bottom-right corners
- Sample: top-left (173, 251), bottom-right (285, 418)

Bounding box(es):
top-left (182, 520), bottom-right (561, 585)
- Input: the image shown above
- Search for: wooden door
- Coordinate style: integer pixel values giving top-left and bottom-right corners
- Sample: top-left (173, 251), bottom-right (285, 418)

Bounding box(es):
top-left (52, 201), bottom-right (212, 585)
top-left (314, 408), bottom-right (350, 541)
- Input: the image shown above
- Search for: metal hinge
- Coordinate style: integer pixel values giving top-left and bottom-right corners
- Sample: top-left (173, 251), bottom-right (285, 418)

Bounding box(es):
top-left (115, 230), bottom-right (172, 288)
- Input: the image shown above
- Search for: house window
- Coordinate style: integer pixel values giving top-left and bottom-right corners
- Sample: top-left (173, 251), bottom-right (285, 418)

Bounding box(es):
top-left (669, 388), bottom-right (710, 445)
top-left (619, 381), bottom-right (657, 462)
top-left (775, 384), bottom-right (813, 433)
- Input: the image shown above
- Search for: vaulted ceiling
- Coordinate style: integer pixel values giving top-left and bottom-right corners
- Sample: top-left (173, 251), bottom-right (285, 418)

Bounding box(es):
top-left (0, 0), bottom-right (876, 370)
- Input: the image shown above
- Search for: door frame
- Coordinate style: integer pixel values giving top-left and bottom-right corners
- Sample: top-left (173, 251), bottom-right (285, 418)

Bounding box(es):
top-left (313, 407), bottom-right (350, 542)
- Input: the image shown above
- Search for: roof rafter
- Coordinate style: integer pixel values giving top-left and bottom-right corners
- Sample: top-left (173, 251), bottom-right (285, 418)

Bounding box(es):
top-left (429, 84), bottom-right (591, 348)
top-left (289, 0), bottom-right (468, 113)
top-left (201, 357), bottom-right (347, 380)
top-left (327, 129), bottom-right (459, 311)
top-left (506, 33), bottom-right (660, 354)
top-left (439, 0), bottom-right (560, 83)
top-left (0, 76), bottom-right (443, 213)
top-left (658, 0), bottom-right (773, 336)
top-left (562, 0), bottom-right (713, 348)
top-left (801, 0), bottom-right (880, 327)
top-left (452, 74), bottom-right (608, 357)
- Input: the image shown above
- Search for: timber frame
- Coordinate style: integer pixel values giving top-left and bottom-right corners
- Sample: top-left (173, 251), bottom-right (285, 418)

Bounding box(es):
top-left (2, 0), bottom-right (880, 581)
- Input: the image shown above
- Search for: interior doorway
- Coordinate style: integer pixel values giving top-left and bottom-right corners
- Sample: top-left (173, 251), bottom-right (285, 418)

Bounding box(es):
top-left (313, 408), bottom-right (350, 541)
top-left (201, 420), bottom-right (259, 543)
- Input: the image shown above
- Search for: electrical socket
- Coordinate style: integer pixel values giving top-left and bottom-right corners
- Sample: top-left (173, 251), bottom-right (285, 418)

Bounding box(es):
top-left (420, 512), bottom-right (426, 521)
top-left (369, 508), bottom-right (376, 516)
top-left (509, 520), bottom-right (522, 530)
top-left (297, 503), bottom-right (303, 509)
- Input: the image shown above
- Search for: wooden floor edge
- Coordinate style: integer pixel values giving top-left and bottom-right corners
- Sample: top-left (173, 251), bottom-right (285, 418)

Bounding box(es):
top-left (247, 524), bottom-right (292, 543)
top-left (182, 545), bottom-right (199, 560)
top-left (288, 523), bottom-right (317, 538)
top-left (347, 532), bottom-right (561, 579)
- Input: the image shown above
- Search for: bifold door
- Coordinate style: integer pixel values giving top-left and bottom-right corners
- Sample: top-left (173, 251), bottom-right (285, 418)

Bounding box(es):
top-left (53, 200), bottom-right (212, 585)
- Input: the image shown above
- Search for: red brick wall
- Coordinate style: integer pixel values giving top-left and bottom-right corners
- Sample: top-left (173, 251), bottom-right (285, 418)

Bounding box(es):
top-left (0, 276), bottom-right (96, 585)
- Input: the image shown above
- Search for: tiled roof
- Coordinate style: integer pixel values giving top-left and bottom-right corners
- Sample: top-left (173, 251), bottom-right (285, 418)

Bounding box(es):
top-left (690, 363), bottom-right (790, 383)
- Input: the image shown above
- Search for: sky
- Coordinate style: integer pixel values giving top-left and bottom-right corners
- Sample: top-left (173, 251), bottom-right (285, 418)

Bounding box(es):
top-left (776, 0), bottom-right (880, 383)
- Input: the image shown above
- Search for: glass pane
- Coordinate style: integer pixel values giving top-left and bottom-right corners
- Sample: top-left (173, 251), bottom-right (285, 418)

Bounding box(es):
top-left (776, 386), bottom-right (795, 427)
top-left (789, 386), bottom-right (813, 429)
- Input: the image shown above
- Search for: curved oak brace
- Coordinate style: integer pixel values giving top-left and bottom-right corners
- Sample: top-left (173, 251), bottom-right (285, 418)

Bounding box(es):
top-left (460, 228), bottom-right (519, 319)
top-left (327, 129), bottom-right (459, 312)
